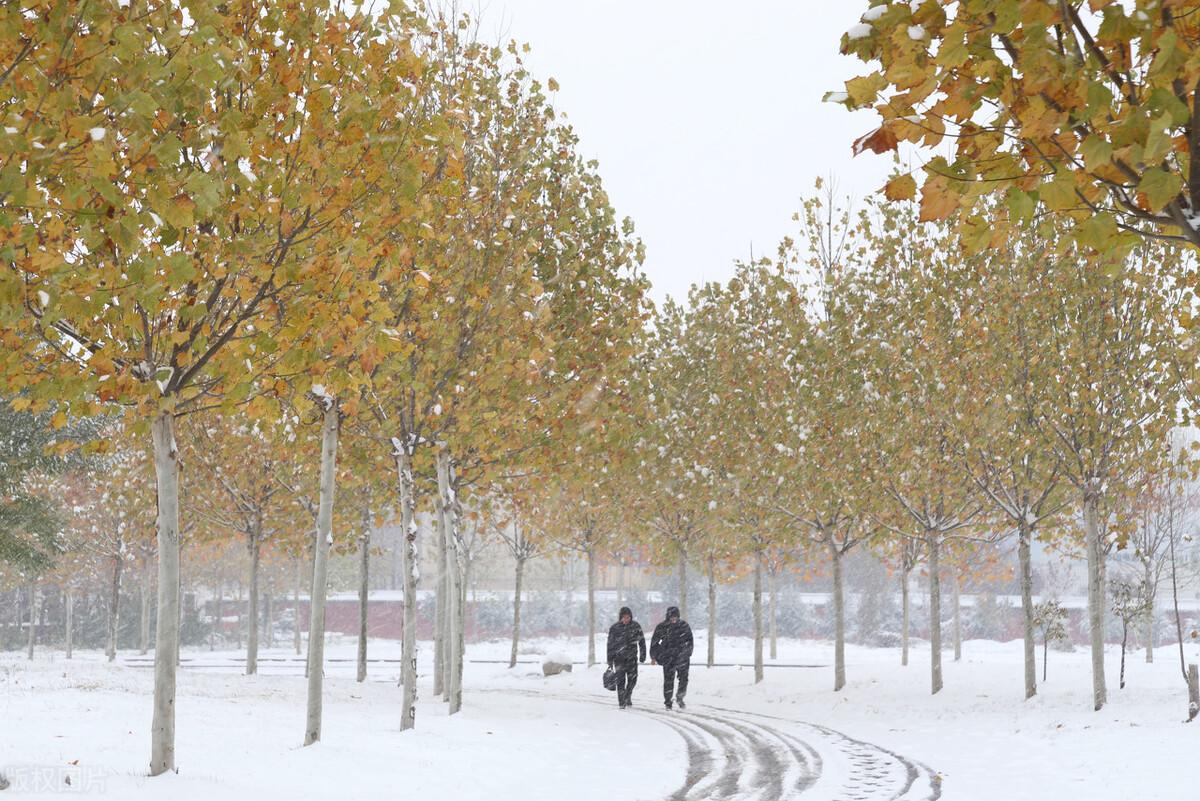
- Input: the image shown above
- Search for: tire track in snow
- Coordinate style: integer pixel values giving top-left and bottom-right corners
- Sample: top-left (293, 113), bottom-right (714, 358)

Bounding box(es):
top-left (494, 688), bottom-right (939, 801)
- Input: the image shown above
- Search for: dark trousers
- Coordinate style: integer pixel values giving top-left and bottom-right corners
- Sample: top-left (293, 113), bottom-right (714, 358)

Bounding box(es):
top-left (663, 659), bottom-right (689, 703)
top-left (614, 661), bottom-right (639, 706)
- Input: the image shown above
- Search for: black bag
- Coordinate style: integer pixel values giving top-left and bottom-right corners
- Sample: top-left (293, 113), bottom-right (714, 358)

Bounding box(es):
top-left (602, 666), bottom-right (617, 691)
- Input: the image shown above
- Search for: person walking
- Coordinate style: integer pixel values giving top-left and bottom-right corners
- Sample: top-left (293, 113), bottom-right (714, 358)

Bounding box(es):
top-left (606, 606), bottom-right (646, 709)
top-left (650, 606), bottom-right (693, 710)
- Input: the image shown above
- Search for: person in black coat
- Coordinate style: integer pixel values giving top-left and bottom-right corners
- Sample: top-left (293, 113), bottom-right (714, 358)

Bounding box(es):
top-left (650, 606), bottom-right (693, 709)
top-left (606, 606), bottom-right (646, 708)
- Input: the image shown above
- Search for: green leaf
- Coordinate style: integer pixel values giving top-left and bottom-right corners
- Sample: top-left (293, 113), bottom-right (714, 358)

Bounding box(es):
top-left (1139, 167), bottom-right (1182, 211)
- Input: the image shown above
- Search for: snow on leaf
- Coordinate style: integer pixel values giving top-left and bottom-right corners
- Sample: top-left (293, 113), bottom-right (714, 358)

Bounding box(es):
top-left (847, 23), bottom-right (873, 39)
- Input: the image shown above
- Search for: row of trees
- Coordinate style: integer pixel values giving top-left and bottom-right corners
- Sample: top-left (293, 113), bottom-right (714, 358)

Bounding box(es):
top-left (1, 0), bottom-right (647, 776)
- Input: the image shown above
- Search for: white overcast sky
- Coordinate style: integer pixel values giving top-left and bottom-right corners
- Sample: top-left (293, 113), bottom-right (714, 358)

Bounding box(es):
top-left (483, 0), bottom-right (894, 305)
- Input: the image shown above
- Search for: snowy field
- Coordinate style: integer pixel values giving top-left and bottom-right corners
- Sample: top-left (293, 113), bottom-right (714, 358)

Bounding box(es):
top-left (2, 634), bottom-right (1198, 800)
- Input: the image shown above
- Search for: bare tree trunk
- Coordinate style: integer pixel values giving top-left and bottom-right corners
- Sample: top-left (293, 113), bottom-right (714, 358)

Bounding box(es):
top-left (830, 539), bottom-right (845, 692)
top-left (1082, 488), bottom-right (1107, 711)
top-left (768, 566), bottom-right (778, 661)
top-left (436, 445), bottom-right (464, 715)
top-left (395, 445), bottom-right (419, 732)
top-left (1119, 623), bottom-right (1128, 689)
top-left (140, 561), bottom-right (153, 655)
top-left (264, 591), bottom-right (273, 649)
top-left (1187, 664), bottom-right (1199, 722)
top-left (235, 582), bottom-right (243, 651)
top-left (1019, 523), bottom-right (1037, 699)
top-left (211, 582), bottom-right (221, 652)
top-left (587, 545), bottom-right (597, 667)
top-left (616, 557), bottom-right (625, 609)
top-left (357, 516), bottom-right (371, 684)
top-left (247, 530), bottom-right (261, 676)
top-left (678, 546), bottom-right (688, 622)
top-left (707, 555), bottom-right (717, 668)
top-left (510, 556), bottom-right (525, 669)
top-left (106, 552), bottom-right (122, 663)
top-left (753, 550), bottom-right (764, 684)
top-left (303, 401), bottom-right (339, 747)
top-left (952, 572), bottom-right (962, 662)
top-left (901, 563), bottom-right (910, 667)
top-left (434, 493), bottom-right (447, 700)
top-left (928, 532), bottom-right (943, 695)
top-left (64, 587), bottom-right (74, 659)
top-left (293, 558), bottom-right (302, 656)
top-left (149, 409), bottom-right (182, 776)
top-left (26, 581), bottom-right (36, 660)
top-left (1144, 560), bottom-right (1154, 664)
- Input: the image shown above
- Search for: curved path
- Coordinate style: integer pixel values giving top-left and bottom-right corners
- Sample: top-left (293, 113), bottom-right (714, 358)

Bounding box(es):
top-left (497, 688), bottom-right (941, 801)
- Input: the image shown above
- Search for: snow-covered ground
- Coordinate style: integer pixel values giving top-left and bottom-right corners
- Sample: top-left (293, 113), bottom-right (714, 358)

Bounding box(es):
top-left (2, 633), bottom-right (1197, 800)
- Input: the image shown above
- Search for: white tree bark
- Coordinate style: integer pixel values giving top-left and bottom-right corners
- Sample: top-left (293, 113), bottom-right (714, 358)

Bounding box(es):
top-left (64, 587), bottom-right (74, 660)
top-left (106, 552), bottom-right (122, 663)
top-left (357, 520), bottom-right (371, 684)
top-left (211, 582), bottom-right (221, 652)
top-left (434, 494), bottom-right (448, 700)
top-left (303, 401), bottom-right (339, 746)
top-left (1144, 560), bottom-right (1155, 664)
top-left (395, 445), bottom-right (419, 732)
top-left (753, 551), bottom-right (764, 684)
top-left (293, 558), bottom-right (302, 656)
top-left (1082, 487), bottom-right (1107, 710)
top-left (510, 556), bottom-right (525, 669)
top-left (26, 581), bottom-right (36, 660)
top-left (149, 410), bottom-right (182, 776)
top-left (247, 527), bottom-right (261, 676)
top-left (678, 546), bottom-right (688, 622)
top-left (768, 566), bottom-right (778, 661)
top-left (1018, 523), bottom-right (1037, 698)
top-left (436, 446), bottom-right (464, 715)
top-left (900, 564), bottom-right (910, 667)
top-left (830, 539), bottom-right (845, 692)
top-left (929, 531), bottom-right (943, 695)
top-left (587, 543), bottom-right (597, 667)
top-left (139, 562), bottom-right (152, 656)
top-left (707, 555), bottom-right (717, 668)
top-left (952, 572), bottom-right (962, 662)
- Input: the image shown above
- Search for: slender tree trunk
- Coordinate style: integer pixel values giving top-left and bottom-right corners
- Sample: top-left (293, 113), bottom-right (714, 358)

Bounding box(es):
top-left (900, 563), bottom-right (910, 667)
top-left (211, 582), bottom-right (221, 652)
top-left (678, 546), bottom-right (688, 622)
top-left (395, 444), bottom-right (419, 732)
top-left (436, 445), bottom-right (464, 715)
top-left (106, 552), bottom-right (122, 663)
top-left (235, 582), bottom-right (243, 651)
top-left (264, 591), bottom-right (273, 649)
top-left (753, 550), bottom-right (764, 684)
top-left (293, 558), bottom-right (302, 656)
top-left (952, 572), bottom-right (962, 662)
top-left (139, 561), bottom-right (152, 655)
top-left (26, 581), bottom-right (36, 660)
top-left (64, 587), bottom-right (74, 659)
top-left (929, 531), bottom-right (943, 695)
top-left (357, 521), bottom-right (371, 684)
top-left (510, 556), bottom-right (525, 669)
top-left (149, 410), bottom-right (182, 776)
top-left (1043, 638), bottom-right (1049, 682)
top-left (303, 401), bottom-right (339, 747)
top-left (768, 566), bottom-right (778, 661)
top-left (1144, 561), bottom-right (1155, 664)
top-left (707, 555), bottom-right (717, 668)
top-left (616, 558), bottom-right (625, 609)
top-left (1019, 523), bottom-right (1037, 699)
top-left (1082, 488), bottom-right (1107, 711)
top-left (247, 529), bottom-right (261, 676)
top-left (434, 491), bottom-right (447, 700)
top-left (587, 544), bottom-right (597, 667)
top-left (830, 539), bottom-right (845, 692)
top-left (1119, 624), bottom-right (1128, 689)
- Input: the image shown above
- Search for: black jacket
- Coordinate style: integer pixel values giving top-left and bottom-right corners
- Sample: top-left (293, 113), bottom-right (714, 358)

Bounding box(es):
top-left (607, 607), bottom-right (646, 665)
top-left (650, 607), bottom-right (694, 666)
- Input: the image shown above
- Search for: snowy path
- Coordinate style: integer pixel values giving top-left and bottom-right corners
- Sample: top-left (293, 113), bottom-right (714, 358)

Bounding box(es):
top-left (494, 687), bottom-right (942, 801)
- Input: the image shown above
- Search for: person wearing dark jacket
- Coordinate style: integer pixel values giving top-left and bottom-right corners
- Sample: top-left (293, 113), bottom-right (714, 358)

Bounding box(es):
top-left (606, 606), bottom-right (646, 709)
top-left (650, 606), bottom-right (694, 709)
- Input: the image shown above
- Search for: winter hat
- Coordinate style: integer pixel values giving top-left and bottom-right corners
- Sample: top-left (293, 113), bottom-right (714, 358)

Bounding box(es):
top-left (619, 606), bottom-right (633, 620)
top-left (666, 606), bottom-right (680, 620)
